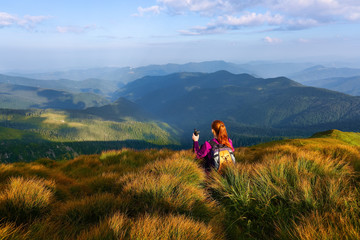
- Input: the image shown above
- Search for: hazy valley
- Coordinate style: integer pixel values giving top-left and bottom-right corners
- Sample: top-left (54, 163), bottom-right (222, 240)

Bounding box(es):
top-left (1, 61), bottom-right (360, 162)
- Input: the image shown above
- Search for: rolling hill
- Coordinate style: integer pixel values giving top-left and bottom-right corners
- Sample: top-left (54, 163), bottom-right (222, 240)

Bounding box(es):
top-left (300, 76), bottom-right (360, 96)
top-left (0, 103), bottom-right (180, 162)
top-left (288, 65), bottom-right (360, 83)
top-left (0, 82), bottom-right (110, 110)
top-left (118, 71), bottom-right (360, 137)
top-left (9, 61), bottom-right (252, 84)
top-left (0, 74), bottom-right (120, 99)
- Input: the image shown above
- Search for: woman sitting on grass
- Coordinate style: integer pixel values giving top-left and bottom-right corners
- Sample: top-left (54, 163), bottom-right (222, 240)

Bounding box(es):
top-left (192, 120), bottom-right (235, 172)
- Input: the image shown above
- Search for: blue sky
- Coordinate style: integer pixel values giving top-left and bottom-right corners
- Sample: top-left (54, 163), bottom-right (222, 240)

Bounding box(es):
top-left (1, 0), bottom-right (360, 71)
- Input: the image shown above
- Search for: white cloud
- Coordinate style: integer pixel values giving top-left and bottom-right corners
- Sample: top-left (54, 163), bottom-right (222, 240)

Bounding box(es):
top-left (263, 36), bottom-right (282, 43)
top-left (0, 12), bottom-right (50, 29)
top-left (132, 5), bottom-right (162, 17)
top-left (159, 0), bottom-right (360, 21)
top-left (137, 0), bottom-right (360, 35)
top-left (57, 25), bottom-right (97, 34)
top-left (179, 12), bottom-right (286, 35)
top-left (218, 12), bottom-right (284, 26)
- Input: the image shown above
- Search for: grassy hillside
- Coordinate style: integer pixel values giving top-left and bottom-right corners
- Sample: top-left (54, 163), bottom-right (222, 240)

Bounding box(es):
top-left (311, 129), bottom-right (360, 146)
top-left (0, 108), bottom-right (180, 162)
top-left (0, 109), bottom-right (178, 143)
top-left (0, 130), bottom-right (359, 239)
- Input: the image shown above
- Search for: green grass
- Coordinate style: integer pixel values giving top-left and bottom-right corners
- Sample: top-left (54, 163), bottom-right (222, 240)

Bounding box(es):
top-left (311, 129), bottom-right (360, 146)
top-left (0, 109), bottom-right (179, 144)
top-left (0, 130), bottom-right (359, 239)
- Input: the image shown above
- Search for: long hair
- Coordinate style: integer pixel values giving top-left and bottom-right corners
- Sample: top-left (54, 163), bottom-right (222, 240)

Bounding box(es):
top-left (211, 120), bottom-right (233, 150)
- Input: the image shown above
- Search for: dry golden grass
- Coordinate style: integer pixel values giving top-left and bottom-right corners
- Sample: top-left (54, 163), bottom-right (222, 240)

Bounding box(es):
top-left (107, 212), bottom-right (129, 239)
top-left (287, 211), bottom-right (360, 240)
top-left (0, 176), bottom-right (55, 224)
top-left (143, 157), bottom-right (206, 187)
top-left (1, 133), bottom-right (360, 239)
top-left (118, 170), bottom-right (216, 221)
top-left (0, 222), bottom-right (28, 240)
top-left (107, 213), bottom-right (224, 240)
top-left (207, 140), bottom-right (359, 239)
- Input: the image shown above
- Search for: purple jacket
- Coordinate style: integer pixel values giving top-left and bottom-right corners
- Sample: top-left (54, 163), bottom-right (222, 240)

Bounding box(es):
top-left (194, 138), bottom-right (234, 170)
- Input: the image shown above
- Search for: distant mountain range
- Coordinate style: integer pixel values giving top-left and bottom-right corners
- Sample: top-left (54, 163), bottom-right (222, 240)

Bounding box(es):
top-left (6, 60), bottom-right (315, 83)
top-left (288, 65), bottom-right (360, 82)
top-left (6, 61), bottom-right (360, 97)
top-left (2, 61), bottom-right (360, 149)
top-left (6, 61), bottom-right (250, 83)
top-left (118, 70), bottom-right (360, 139)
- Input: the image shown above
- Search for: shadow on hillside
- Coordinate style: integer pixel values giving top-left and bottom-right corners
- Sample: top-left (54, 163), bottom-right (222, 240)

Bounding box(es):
top-left (0, 139), bottom-right (184, 163)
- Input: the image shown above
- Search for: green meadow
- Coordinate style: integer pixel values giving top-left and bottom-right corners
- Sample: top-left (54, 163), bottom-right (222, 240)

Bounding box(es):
top-left (0, 130), bottom-right (360, 239)
top-left (0, 109), bottom-right (181, 162)
top-left (0, 109), bottom-right (178, 144)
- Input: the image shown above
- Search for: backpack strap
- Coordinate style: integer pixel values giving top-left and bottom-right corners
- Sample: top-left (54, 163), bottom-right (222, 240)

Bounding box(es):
top-left (208, 139), bottom-right (217, 148)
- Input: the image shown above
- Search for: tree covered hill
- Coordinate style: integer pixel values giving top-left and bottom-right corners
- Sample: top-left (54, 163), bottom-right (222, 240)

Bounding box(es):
top-left (0, 106), bottom-right (180, 162)
top-left (117, 70), bottom-right (360, 134)
top-left (300, 75), bottom-right (360, 96)
top-left (0, 74), bottom-right (120, 99)
top-left (0, 82), bottom-right (110, 110)
top-left (0, 130), bottom-right (359, 239)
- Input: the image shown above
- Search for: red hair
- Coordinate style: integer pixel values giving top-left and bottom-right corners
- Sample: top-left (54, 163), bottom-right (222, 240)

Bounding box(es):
top-left (211, 120), bottom-right (233, 150)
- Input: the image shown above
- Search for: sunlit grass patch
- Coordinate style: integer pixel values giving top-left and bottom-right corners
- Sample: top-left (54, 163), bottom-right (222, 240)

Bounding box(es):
top-left (285, 211), bottom-right (360, 240)
top-left (143, 157), bottom-right (206, 187)
top-left (78, 212), bottom-right (224, 240)
top-left (127, 214), bottom-right (224, 240)
top-left (106, 212), bottom-right (129, 238)
top-left (0, 164), bottom-right (24, 184)
top-left (118, 168), bottom-right (216, 221)
top-left (99, 149), bottom-right (130, 165)
top-left (207, 149), bottom-right (358, 239)
top-left (0, 176), bottom-right (55, 224)
top-left (0, 222), bottom-right (29, 239)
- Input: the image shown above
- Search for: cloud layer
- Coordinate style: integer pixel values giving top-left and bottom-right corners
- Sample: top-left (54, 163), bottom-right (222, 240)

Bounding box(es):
top-left (0, 12), bottom-right (50, 29)
top-left (134, 0), bottom-right (360, 35)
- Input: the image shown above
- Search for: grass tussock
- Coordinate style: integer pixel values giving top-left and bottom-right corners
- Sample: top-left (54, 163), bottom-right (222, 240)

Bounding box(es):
top-left (1, 132), bottom-right (360, 239)
top-left (112, 151), bottom-right (214, 222)
top-left (0, 177), bottom-right (55, 224)
top-left (143, 156), bottom-right (206, 187)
